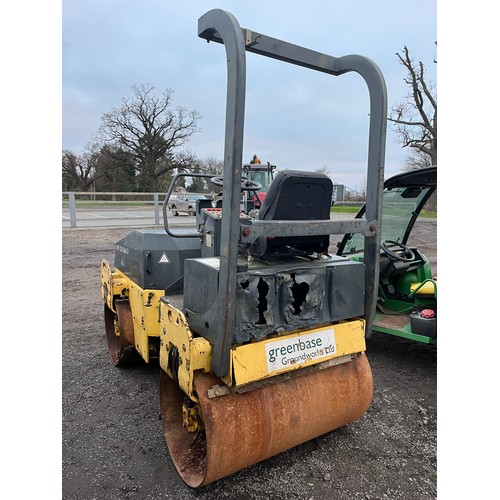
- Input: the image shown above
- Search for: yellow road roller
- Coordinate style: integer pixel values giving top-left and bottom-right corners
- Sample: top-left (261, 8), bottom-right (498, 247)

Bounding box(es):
top-left (100, 9), bottom-right (387, 488)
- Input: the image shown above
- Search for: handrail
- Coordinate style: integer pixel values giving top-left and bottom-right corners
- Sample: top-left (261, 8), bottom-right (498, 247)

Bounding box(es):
top-left (162, 172), bottom-right (214, 238)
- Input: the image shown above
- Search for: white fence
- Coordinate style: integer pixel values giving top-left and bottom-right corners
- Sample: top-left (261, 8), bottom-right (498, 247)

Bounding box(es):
top-left (63, 192), bottom-right (165, 228)
top-left (62, 191), bottom-right (364, 228)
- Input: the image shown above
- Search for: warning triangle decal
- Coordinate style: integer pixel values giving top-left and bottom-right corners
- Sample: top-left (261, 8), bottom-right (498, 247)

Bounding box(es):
top-left (158, 252), bottom-right (170, 264)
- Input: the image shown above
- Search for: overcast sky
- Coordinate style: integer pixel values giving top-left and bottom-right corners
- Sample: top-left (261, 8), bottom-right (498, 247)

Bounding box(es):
top-left (62, 0), bottom-right (437, 188)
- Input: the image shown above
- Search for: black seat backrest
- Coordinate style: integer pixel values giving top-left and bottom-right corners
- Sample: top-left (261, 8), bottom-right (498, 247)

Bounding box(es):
top-left (256, 170), bottom-right (333, 257)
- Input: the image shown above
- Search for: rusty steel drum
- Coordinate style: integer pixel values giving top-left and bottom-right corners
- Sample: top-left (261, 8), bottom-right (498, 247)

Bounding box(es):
top-left (160, 353), bottom-right (373, 488)
top-left (104, 300), bottom-right (140, 366)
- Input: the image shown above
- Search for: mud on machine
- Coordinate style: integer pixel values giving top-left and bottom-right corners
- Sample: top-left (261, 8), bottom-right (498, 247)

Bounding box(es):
top-left (100, 9), bottom-right (387, 488)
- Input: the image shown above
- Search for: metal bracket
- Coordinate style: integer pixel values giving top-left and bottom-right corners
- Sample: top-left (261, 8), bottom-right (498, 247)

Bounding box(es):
top-left (240, 218), bottom-right (378, 245)
top-left (207, 384), bottom-right (232, 399)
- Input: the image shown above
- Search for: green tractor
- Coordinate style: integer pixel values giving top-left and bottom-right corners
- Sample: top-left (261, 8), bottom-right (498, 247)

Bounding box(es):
top-left (337, 166), bottom-right (437, 344)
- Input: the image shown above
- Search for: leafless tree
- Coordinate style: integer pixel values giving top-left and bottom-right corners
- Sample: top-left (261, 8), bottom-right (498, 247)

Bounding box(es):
top-left (389, 45), bottom-right (437, 169)
top-left (315, 166), bottom-right (331, 176)
top-left (98, 83), bottom-right (201, 191)
top-left (62, 148), bottom-right (103, 191)
top-left (198, 156), bottom-right (224, 176)
top-left (180, 156), bottom-right (224, 193)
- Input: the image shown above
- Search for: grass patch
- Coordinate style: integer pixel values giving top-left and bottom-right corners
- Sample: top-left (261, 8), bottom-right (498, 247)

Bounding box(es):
top-left (330, 205), bottom-right (362, 214)
top-left (419, 210), bottom-right (437, 218)
top-left (330, 205), bottom-right (437, 218)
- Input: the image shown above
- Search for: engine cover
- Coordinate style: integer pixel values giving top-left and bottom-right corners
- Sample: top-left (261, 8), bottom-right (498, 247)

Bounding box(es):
top-left (183, 255), bottom-right (365, 343)
top-left (114, 229), bottom-right (201, 293)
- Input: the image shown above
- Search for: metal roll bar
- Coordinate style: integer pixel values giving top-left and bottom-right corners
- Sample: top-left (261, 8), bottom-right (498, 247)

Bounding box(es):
top-left (198, 9), bottom-right (387, 376)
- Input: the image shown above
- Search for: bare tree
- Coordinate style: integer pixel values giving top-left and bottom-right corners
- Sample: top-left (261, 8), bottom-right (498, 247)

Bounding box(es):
top-left (315, 166), bottom-right (331, 176)
top-left (62, 148), bottom-right (103, 191)
top-left (184, 156), bottom-right (224, 193)
top-left (98, 83), bottom-right (201, 191)
top-left (389, 46), bottom-right (437, 169)
top-left (195, 156), bottom-right (223, 179)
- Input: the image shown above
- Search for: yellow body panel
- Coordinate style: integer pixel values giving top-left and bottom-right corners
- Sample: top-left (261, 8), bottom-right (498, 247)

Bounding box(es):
top-left (231, 321), bottom-right (366, 387)
top-left (160, 297), bottom-right (366, 400)
top-left (101, 260), bottom-right (129, 312)
top-left (127, 283), bottom-right (163, 362)
top-left (101, 259), bottom-right (163, 363)
top-left (159, 303), bottom-right (212, 400)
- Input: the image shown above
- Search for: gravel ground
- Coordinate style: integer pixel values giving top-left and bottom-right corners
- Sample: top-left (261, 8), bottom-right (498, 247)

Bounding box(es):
top-left (62, 221), bottom-right (437, 499)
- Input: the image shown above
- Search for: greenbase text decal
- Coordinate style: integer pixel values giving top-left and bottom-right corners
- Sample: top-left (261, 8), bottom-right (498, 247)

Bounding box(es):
top-left (265, 328), bottom-right (336, 372)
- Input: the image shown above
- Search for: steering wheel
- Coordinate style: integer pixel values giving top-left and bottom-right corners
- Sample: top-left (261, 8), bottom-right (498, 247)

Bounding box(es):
top-left (210, 176), bottom-right (262, 192)
top-left (381, 240), bottom-right (415, 262)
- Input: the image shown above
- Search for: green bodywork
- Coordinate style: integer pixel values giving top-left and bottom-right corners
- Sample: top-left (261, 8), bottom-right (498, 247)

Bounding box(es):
top-left (338, 167), bottom-right (437, 344)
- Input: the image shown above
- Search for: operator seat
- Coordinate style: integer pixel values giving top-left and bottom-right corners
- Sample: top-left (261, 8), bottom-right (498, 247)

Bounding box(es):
top-left (254, 170), bottom-right (333, 258)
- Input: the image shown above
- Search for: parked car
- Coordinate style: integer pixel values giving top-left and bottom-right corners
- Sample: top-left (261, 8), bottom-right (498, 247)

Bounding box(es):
top-left (168, 193), bottom-right (209, 216)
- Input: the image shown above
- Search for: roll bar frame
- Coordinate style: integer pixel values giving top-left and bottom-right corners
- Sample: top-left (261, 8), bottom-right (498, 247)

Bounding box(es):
top-left (197, 9), bottom-right (387, 376)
